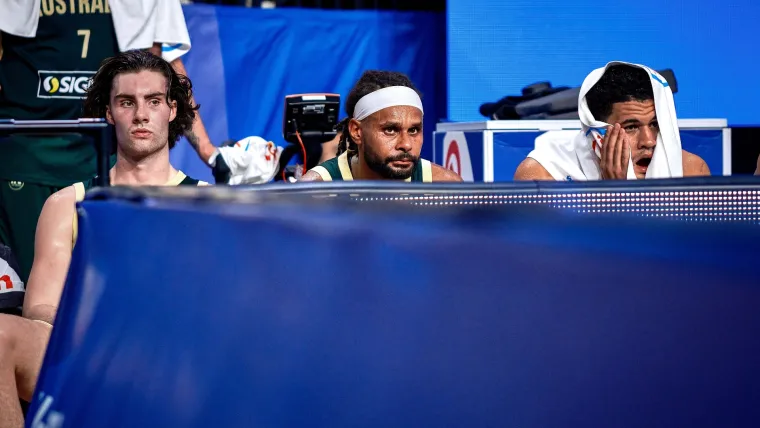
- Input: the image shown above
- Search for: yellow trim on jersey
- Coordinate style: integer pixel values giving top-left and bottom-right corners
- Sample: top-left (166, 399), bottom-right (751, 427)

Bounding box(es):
top-left (337, 152), bottom-right (354, 181)
top-left (166, 170), bottom-right (187, 186)
top-left (311, 166), bottom-right (332, 181)
top-left (71, 182), bottom-right (86, 248)
top-left (421, 159), bottom-right (433, 183)
top-left (73, 182), bottom-right (86, 202)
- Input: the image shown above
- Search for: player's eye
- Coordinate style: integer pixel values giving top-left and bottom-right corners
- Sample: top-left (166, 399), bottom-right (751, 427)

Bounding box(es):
top-left (383, 127), bottom-right (399, 135)
top-left (624, 124), bottom-right (639, 132)
top-left (120, 100), bottom-right (133, 107)
top-left (149, 99), bottom-right (161, 106)
top-left (408, 127), bottom-right (420, 135)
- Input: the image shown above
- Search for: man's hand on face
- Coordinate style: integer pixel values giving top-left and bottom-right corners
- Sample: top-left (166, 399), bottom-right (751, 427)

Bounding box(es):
top-left (600, 123), bottom-right (631, 180)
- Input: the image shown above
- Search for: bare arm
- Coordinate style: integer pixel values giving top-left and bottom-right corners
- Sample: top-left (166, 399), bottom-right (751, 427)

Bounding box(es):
top-left (151, 43), bottom-right (217, 164)
top-left (23, 187), bottom-right (77, 324)
top-left (298, 170), bottom-right (325, 182)
top-left (0, 31), bottom-right (4, 61)
top-left (431, 164), bottom-right (464, 182)
top-left (682, 150), bottom-right (711, 177)
top-left (513, 158), bottom-right (555, 181)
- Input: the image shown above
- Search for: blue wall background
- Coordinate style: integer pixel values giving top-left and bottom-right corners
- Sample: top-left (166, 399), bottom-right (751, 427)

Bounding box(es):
top-left (448, 0), bottom-right (760, 126)
top-left (173, 5), bottom-right (446, 182)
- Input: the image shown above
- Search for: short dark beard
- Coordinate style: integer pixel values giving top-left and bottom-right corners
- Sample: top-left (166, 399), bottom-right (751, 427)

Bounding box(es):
top-left (363, 146), bottom-right (417, 179)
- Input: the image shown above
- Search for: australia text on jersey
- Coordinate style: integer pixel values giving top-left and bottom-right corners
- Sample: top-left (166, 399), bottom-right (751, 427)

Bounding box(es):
top-left (40, 0), bottom-right (111, 16)
top-left (37, 71), bottom-right (95, 100)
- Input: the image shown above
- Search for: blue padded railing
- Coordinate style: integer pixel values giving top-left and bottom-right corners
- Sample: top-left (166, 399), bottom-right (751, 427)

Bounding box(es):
top-left (86, 176), bottom-right (760, 223)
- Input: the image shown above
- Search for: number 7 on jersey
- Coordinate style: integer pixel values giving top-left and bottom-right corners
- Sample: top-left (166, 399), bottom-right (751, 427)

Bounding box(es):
top-left (77, 29), bottom-right (91, 59)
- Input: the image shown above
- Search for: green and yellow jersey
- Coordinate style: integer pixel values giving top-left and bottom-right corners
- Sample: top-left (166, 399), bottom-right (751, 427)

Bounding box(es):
top-left (0, 1), bottom-right (119, 186)
top-left (310, 152), bottom-right (433, 182)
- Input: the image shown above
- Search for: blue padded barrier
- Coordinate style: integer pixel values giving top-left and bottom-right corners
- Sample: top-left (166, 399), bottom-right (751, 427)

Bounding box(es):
top-left (28, 180), bottom-right (760, 427)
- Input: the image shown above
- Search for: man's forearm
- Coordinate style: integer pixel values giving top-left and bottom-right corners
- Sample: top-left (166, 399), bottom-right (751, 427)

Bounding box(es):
top-left (23, 304), bottom-right (57, 325)
top-left (168, 54), bottom-right (217, 162)
top-left (148, 44), bottom-right (217, 163)
top-left (185, 123), bottom-right (217, 163)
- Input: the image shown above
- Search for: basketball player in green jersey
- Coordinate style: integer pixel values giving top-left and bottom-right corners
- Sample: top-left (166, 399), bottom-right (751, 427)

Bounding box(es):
top-left (0, 49), bottom-right (207, 427)
top-left (300, 71), bottom-right (462, 183)
top-left (0, 2), bottom-right (217, 286)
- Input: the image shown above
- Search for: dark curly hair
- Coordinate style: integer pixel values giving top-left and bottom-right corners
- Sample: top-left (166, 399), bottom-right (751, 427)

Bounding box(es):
top-left (336, 70), bottom-right (421, 156)
top-left (83, 49), bottom-right (198, 149)
top-left (585, 64), bottom-right (654, 122)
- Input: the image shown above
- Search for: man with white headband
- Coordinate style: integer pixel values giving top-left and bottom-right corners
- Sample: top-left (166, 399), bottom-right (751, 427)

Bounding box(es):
top-left (514, 62), bottom-right (710, 181)
top-left (300, 70), bottom-right (462, 182)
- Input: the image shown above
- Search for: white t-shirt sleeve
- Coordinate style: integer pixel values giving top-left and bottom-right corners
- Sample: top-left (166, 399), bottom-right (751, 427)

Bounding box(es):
top-left (108, 0), bottom-right (191, 62)
top-left (0, 0), bottom-right (41, 37)
top-left (152, 0), bottom-right (191, 62)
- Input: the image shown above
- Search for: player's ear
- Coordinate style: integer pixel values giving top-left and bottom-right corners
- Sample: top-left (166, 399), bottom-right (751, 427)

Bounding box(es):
top-left (169, 99), bottom-right (177, 122)
top-left (105, 106), bottom-right (114, 125)
top-left (348, 118), bottom-right (362, 146)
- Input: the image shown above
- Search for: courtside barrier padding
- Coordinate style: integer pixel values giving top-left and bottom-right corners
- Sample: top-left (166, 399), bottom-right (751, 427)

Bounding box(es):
top-left (89, 176), bottom-right (760, 222)
top-left (28, 181), bottom-right (760, 427)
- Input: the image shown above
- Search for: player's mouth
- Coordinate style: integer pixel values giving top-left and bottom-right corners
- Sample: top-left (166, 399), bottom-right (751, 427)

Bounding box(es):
top-left (131, 129), bottom-right (153, 138)
top-left (391, 160), bottom-right (413, 168)
top-left (388, 154), bottom-right (416, 168)
top-left (634, 155), bottom-right (652, 175)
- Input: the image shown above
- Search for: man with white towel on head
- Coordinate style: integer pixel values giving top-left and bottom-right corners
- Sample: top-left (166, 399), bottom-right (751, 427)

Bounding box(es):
top-left (514, 62), bottom-right (710, 181)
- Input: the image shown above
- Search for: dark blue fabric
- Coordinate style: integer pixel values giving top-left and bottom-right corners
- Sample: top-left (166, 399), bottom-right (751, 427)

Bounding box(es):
top-left (174, 5), bottom-right (445, 182)
top-left (27, 191), bottom-right (760, 427)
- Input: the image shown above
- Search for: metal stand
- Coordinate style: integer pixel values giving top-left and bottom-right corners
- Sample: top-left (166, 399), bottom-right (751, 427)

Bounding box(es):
top-left (0, 118), bottom-right (113, 187)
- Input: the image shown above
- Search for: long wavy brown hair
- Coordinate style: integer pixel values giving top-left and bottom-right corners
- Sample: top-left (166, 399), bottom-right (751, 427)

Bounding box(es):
top-left (83, 49), bottom-right (198, 149)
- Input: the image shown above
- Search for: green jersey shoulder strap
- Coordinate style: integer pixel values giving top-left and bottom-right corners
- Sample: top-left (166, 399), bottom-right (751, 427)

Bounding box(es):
top-left (309, 152), bottom-right (433, 182)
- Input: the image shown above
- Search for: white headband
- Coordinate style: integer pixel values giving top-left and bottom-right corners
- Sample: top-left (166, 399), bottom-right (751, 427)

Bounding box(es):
top-left (352, 86), bottom-right (423, 121)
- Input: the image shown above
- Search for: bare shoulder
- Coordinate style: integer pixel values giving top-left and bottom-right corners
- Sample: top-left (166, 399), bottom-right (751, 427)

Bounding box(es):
top-left (430, 163), bottom-right (463, 182)
top-left (36, 186), bottom-right (77, 238)
top-left (42, 186), bottom-right (77, 217)
top-left (514, 157), bottom-right (554, 181)
top-left (682, 150), bottom-right (710, 177)
top-left (298, 170), bottom-right (325, 182)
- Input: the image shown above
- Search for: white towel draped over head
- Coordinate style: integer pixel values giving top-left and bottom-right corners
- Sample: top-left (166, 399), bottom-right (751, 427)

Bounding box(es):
top-left (528, 61), bottom-right (683, 181)
top-left (0, 0), bottom-right (191, 63)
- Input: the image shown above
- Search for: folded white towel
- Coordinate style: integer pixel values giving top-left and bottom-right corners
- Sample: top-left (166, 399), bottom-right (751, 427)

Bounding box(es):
top-left (528, 61), bottom-right (683, 180)
top-left (208, 136), bottom-right (283, 185)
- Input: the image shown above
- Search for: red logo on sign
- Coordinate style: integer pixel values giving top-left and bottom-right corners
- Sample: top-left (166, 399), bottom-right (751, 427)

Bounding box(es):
top-left (0, 275), bottom-right (12, 290)
top-left (445, 140), bottom-right (461, 174)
